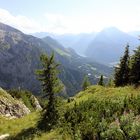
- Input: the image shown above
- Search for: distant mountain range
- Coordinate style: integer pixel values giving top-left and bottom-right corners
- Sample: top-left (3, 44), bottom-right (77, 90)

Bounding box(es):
top-left (33, 32), bottom-right (96, 55)
top-left (34, 27), bottom-right (140, 65)
top-left (86, 27), bottom-right (140, 64)
top-left (0, 22), bottom-right (111, 96)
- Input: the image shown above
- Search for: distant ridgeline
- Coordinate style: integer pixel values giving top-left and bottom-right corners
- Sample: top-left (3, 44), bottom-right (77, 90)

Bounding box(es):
top-left (34, 27), bottom-right (140, 65)
top-left (0, 22), bottom-right (112, 96)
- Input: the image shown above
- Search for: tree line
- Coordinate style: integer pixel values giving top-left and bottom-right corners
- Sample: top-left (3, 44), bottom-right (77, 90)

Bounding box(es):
top-left (114, 45), bottom-right (140, 87)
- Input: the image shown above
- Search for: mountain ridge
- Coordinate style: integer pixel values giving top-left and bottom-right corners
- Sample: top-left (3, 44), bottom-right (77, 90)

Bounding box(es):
top-left (33, 27), bottom-right (140, 65)
top-left (0, 22), bottom-right (111, 96)
top-left (86, 27), bottom-right (140, 64)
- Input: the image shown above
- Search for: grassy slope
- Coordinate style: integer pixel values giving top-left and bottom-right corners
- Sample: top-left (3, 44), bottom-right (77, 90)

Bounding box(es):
top-left (1, 85), bottom-right (140, 139)
top-left (65, 85), bottom-right (140, 139)
top-left (0, 111), bottom-right (70, 140)
top-left (0, 112), bottom-right (39, 135)
top-left (76, 85), bottom-right (139, 100)
top-left (0, 88), bottom-right (38, 136)
top-left (66, 85), bottom-right (140, 109)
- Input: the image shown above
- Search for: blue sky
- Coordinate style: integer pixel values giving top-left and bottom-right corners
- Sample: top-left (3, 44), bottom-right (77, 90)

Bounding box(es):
top-left (0, 0), bottom-right (140, 34)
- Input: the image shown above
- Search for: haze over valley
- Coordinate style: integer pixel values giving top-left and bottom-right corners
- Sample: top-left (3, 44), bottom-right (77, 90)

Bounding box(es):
top-left (0, 0), bottom-right (140, 139)
top-left (34, 27), bottom-right (140, 65)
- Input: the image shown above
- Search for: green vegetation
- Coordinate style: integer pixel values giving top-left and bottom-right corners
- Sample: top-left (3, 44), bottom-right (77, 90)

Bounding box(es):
top-left (82, 75), bottom-right (91, 90)
top-left (114, 45), bottom-right (130, 86)
top-left (0, 88), bottom-right (14, 100)
top-left (114, 45), bottom-right (140, 87)
top-left (98, 75), bottom-right (104, 86)
top-left (8, 89), bottom-right (36, 111)
top-left (129, 46), bottom-right (140, 85)
top-left (1, 21), bottom-right (140, 140)
top-left (0, 112), bottom-right (39, 136)
top-left (0, 43), bottom-right (140, 139)
top-left (1, 85), bottom-right (140, 140)
top-left (107, 78), bottom-right (114, 87)
top-left (55, 48), bottom-right (71, 57)
top-left (36, 53), bottom-right (63, 131)
top-left (61, 86), bottom-right (140, 139)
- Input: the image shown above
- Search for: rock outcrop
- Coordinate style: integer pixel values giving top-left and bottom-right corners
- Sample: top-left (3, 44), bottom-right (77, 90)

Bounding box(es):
top-left (0, 88), bottom-right (30, 118)
top-left (31, 95), bottom-right (42, 110)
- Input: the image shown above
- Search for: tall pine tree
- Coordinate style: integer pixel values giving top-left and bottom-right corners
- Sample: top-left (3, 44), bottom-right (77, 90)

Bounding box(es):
top-left (36, 53), bottom-right (63, 131)
top-left (114, 45), bottom-right (130, 86)
top-left (129, 46), bottom-right (140, 85)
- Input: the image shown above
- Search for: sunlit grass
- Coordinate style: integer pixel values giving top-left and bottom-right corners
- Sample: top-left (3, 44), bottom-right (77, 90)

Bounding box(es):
top-left (0, 112), bottom-right (40, 136)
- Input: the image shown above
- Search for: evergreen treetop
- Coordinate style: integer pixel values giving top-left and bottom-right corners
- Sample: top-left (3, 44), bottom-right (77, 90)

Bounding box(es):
top-left (98, 75), bottom-right (104, 86)
top-left (114, 44), bottom-right (130, 86)
top-left (129, 46), bottom-right (140, 85)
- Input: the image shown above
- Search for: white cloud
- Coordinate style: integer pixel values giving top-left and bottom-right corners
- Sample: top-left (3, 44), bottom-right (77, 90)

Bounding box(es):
top-left (44, 12), bottom-right (140, 34)
top-left (0, 8), bottom-right (42, 33)
top-left (44, 11), bottom-right (140, 34)
top-left (0, 8), bottom-right (140, 34)
top-left (44, 13), bottom-right (68, 34)
top-left (44, 13), bottom-right (97, 34)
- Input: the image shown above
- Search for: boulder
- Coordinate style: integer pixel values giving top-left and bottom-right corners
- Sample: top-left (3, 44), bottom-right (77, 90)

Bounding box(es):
top-left (0, 88), bottom-right (30, 118)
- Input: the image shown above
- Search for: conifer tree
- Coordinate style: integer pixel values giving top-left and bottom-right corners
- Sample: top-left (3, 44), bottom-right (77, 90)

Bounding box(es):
top-left (129, 46), bottom-right (140, 85)
top-left (98, 75), bottom-right (104, 86)
top-left (82, 75), bottom-right (91, 90)
top-left (114, 45), bottom-right (130, 86)
top-left (36, 53), bottom-right (63, 131)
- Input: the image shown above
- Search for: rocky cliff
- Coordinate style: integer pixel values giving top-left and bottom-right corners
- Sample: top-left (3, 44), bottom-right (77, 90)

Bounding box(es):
top-left (0, 87), bottom-right (41, 118)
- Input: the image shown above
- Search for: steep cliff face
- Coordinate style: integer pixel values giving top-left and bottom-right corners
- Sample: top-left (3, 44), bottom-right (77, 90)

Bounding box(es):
top-left (0, 23), bottom-right (52, 94)
top-left (0, 88), bottom-right (30, 118)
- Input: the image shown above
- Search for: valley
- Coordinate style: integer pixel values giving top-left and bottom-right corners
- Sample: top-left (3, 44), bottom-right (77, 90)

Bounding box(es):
top-left (34, 27), bottom-right (140, 65)
top-left (0, 1), bottom-right (140, 139)
top-left (0, 22), bottom-right (112, 96)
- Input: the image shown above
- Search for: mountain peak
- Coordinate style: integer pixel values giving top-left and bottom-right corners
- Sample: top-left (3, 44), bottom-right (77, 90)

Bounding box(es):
top-left (101, 27), bottom-right (123, 34)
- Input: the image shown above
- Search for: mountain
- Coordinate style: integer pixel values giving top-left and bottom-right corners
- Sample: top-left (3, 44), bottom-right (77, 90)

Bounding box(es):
top-left (86, 27), bottom-right (140, 65)
top-left (42, 36), bottom-right (79, 58)
top-left (42, 36), bottom-right (112, 95)
top-left (32, 32), bottom-right (54, 38)
top-left (34, 28), bottom-right (140, 65)
top-left (0, 23), bottom-right (112, 96)
top-left (42, 36), bottom-right (71, 55)
top-left (53, 33), bottom-right (96, 55)
top-left (33, 32), bottom-right (96, 55)
top-left (0, 22), bottom-right (52, 94)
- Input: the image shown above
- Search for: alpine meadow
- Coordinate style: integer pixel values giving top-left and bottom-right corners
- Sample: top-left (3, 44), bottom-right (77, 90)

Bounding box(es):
top-left (0, 0), bottom-right (140, 140)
